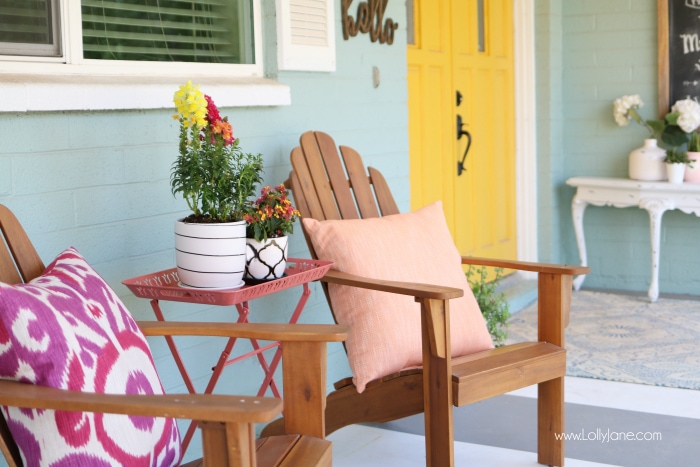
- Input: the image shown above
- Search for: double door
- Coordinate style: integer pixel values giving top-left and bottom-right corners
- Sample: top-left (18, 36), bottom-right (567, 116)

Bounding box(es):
top-left (408, 0), bottom-right (516, 261)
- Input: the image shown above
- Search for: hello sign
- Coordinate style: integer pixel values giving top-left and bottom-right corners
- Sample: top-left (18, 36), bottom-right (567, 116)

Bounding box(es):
top-left (341, 0), bottom-right (399, 45)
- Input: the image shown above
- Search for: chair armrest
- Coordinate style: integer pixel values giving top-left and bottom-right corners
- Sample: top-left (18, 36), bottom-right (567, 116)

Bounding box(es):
top-left (322, 269), bottom-right (463, 300)
top-left (461, 256), bottom-right (590, 276)
top-left (460, 257), bottom-right (588, 345)
top-left (137, 321), bottom-right (348, 342)
top-left (0, 379), bottom-right (281, 424)
top-left (0, 380), bottom-right (283, 466)
top-left (136, 321), bottom-right (349, 441)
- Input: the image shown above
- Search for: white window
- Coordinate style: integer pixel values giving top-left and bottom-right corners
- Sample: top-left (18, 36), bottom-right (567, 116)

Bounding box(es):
top-left (0, 0), bottom-right (290, 111)
top-left (0, 0), bottom-right (62, 57)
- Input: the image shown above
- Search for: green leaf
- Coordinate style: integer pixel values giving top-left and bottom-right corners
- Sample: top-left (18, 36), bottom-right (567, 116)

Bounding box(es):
top-left (662, 125), bottom-right (691, 147)
top-left (466, 265), bottom-right (511, 347)
top-left (646, 119), bottom-right (665, 135)
top-left (665, 111), bottom-right (680, 125)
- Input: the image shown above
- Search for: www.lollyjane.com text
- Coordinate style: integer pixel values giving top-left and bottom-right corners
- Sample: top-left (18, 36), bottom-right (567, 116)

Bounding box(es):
top-left (555, 429), bottom-right (662, 443)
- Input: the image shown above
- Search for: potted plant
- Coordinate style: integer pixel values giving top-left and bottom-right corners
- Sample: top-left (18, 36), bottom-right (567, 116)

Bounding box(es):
top-left (243, 184), bottom-right (301, 281)
top-left (686, 131), bottom-right (700, 182)
top-left (659, 97), bottom-right (700, 149)
top-left (613, 94), bottom-right (666, 181)
top-left (664, 147), bottom-right (692, 184)
top-left (171, 81), bottom-right (264, 289)
top-left (658, 98), bottom-right (700, 185)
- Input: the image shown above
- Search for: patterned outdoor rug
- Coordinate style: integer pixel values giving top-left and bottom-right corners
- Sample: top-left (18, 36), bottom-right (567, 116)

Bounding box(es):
top-left (506, 290), bottom-right (700, 390)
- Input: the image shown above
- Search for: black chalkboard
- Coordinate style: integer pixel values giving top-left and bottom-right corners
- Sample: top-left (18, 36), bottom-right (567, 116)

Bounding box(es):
top-left (660, 0), bottom-right (700, 115)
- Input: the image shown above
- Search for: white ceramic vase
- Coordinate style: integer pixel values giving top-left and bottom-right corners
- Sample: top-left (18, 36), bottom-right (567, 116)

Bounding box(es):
top-left (665, 162), bottom-right (686, 185)
top-left (245, 236), bottom-right (288, 281)
top-left (685, 152), bottom-right (700, 183)
top-left (174, 219), bottom-right (247, 289)
top-left (628, 139), bottom-right (667, 181)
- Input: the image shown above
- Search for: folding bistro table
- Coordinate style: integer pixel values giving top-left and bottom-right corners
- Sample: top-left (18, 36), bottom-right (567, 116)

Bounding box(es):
top-left (123, 258), bottom-right (333, 453)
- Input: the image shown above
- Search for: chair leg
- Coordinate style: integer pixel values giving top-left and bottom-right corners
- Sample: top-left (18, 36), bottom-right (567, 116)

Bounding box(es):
top-left (282, 341), bottom-right (327, 439)
top-left (537, 271), bottom-right (569, 466)
top-left (538, 377), bottom-right (565, 467)
top-left (199, 421), bottom-right (255, 467)
top-left (421, 298), bottom-right (454, 467)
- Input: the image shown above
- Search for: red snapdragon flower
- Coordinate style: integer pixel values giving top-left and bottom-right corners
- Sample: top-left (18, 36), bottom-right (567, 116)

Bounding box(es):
top-left (204, 95), bottom-right (221, 123)
top-left (202, 95), bottom-right (234, 145)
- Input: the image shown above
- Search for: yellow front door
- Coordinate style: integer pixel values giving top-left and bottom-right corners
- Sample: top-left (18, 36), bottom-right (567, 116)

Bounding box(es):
top-left (408, 0), bottom-right (516, 261)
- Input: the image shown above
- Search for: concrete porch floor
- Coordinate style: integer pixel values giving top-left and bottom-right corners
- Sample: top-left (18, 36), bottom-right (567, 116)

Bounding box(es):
top-left (328, 376), bottom-right (700, 466)
top-left (326, 275), bottom-right (700, 466)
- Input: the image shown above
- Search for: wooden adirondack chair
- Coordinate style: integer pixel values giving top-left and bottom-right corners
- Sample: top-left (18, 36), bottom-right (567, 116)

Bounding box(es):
top-left (262, 131), bottom-right (590, 467)
top-left (0, 203), bottom-right (348, 467)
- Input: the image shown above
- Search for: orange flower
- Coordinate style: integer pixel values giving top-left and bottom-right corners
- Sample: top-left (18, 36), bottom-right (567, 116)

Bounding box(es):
top-left (245, 184), bottom-right (301, 241)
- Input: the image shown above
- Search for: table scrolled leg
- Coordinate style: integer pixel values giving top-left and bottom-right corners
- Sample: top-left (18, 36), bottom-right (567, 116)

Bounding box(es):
top-left (571, 195), bottom-right (589, 291)
top-left (640, 198), bottom-right (674, 303)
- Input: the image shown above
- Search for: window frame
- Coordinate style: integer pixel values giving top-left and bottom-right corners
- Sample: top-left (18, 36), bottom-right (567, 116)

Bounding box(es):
top-left (0, 0), bottom-right (292, 112)
top-left (0, 0), bottom-right (62, 57)
top-left (1, 0), bottom-right (264, 78)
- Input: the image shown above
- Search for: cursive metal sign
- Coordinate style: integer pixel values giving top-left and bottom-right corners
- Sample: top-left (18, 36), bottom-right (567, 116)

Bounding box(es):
top-left (341, 0), bottom-right (399, 45)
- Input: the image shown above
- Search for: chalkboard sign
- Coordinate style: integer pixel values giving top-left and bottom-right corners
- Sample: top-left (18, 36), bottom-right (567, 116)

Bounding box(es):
top-left (658, 0), bottom-right (700, 116)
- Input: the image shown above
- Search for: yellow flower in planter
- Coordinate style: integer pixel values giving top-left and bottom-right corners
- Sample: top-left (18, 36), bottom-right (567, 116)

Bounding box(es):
top-left (173, 81), bottom-right (207, 129)
top-left (171, 81), bottom-right (263, 223)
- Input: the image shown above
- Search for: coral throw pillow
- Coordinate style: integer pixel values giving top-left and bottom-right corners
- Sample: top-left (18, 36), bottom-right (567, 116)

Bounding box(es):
top-left (0, 247), bottom-right (181, 466)
top-left (303, 201), bottom-right (493, 392)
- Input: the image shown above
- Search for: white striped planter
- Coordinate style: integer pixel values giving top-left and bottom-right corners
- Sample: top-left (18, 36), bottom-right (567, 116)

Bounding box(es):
top-left (174, 219), bottom-right (246, 289)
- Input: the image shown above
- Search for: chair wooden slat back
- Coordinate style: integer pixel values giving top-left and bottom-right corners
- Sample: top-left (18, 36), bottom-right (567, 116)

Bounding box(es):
top-left (290, 131), bottom-right (399, 226)
top-left (293, 132), bottom-right (345, 220)
top-left (0, 205), bottom-right (45, 285)
top-left (366, 167), bottom-right (400, 216)
top-left (306, 132), bottom-right (360, 220)
top-left (289, 147), bottom-right (327, 222)
top-left (287, 131), bottom-right (402, 328)
top-left (337, 145), bottom-right (381, 219)
top-left (0, 239), bottom-right (21, 286)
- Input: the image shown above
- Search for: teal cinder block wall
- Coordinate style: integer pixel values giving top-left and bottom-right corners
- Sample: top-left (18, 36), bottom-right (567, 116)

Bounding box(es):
top-left (536, 0), bottom-right (565, 263)
top-left (0, 1), bottom-right (408, 463)
top-left (537, 0), bottom-right (700, 296)
top-left (1, 0), bottom-right (698, 464)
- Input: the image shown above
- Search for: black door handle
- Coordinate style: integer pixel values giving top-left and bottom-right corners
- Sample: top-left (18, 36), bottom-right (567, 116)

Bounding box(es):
top-left (457, 114), bottom-right (472, 176)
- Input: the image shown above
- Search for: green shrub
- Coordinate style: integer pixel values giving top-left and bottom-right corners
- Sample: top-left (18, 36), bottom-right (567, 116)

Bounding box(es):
top-left (466, 265), bottom-right (510, 347)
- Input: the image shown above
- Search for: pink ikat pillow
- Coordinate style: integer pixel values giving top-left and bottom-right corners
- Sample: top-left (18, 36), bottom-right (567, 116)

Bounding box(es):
top-left (0, 247), bottom-right (181, 466)
top-left (302, 201), bottom-right (493, 393)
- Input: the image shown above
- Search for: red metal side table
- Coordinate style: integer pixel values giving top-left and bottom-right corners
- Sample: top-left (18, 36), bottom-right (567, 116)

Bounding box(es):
top-left (123, 258), bottom-right (332, 453)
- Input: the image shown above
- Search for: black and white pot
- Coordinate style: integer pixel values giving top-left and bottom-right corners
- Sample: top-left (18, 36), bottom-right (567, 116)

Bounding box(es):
top-left (245, 236), bottom-right (288, 281)
top-left (174, 219), bottom-right (246, 289)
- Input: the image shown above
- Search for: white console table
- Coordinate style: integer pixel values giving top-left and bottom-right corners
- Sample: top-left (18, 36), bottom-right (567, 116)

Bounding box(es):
top-left (566, 177), bottom-right (700, 302)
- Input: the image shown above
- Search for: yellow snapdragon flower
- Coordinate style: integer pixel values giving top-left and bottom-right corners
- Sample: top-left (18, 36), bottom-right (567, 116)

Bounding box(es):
top-left (173, 80), bottom-right (207, 129)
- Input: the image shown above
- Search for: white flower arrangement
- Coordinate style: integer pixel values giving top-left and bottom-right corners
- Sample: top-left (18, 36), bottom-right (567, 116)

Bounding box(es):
top-left (613, 94), bottom-right (645, 127)
top-left (613, 94), bottom-right (657, 136)
top-left (671, 98), bottom-right (700, 133)
top-left (613, 94), bottom-right (700, 157)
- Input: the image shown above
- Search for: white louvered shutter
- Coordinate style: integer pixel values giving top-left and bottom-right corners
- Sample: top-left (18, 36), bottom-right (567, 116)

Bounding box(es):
top-left (277, 0), bottom-right (336, 72)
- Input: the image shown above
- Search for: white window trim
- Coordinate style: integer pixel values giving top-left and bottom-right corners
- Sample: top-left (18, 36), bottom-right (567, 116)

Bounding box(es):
top-left (514, 0), bottom-right (538, 270)
top-left (0, 0), bottom-right (290, 112)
